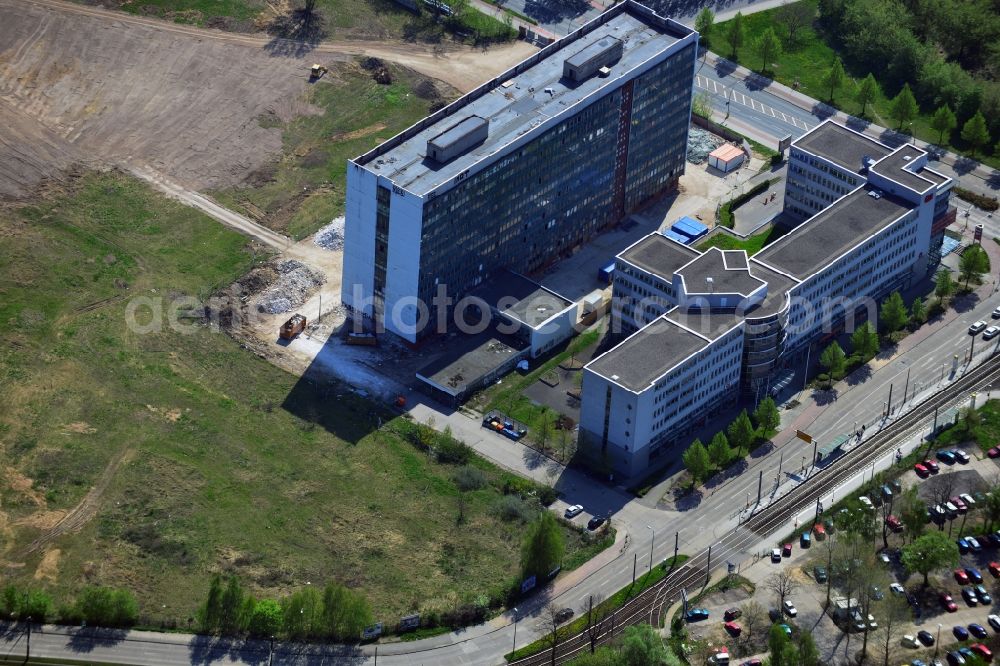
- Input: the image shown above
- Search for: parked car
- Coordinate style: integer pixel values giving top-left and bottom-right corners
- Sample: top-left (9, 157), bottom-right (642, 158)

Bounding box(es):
top-left (955, 569), bottom-right (971, 585)
top-left (724, 621), bottom-right (742, 636)
top-left (983, 326), bottom-right (999, 340)
top-left (814, 566), bottom-right (828, 582)
top-left (968, 624), bottom-right (987, 639)
top-left (685, 608), bottom-right (710, 622)
top-left (931, 504), bottom-right (947, 520)
top-left (587, 516), bottom-right (606, 531)
top-left (918, 630), bottom-right (936, 646)
top-left (974, 584), bottom-right (992, 604)
top-left (992, 305), bottom-right (1000, 318)
top-left (951, 496), bottom-right (968, 512)
top-left (947, 651), bottom-right (967, 666)
top-left (870, 585), bottom-right (884, 601)
top-left (915, 463), bottom-right (930, 477)
top-left (947, 503), bottom-right (961, 518)
top-left (954, 625), bottom-right (970, 641)
top-left (923, 459), bottom-right (940, 473)
top-left (971, 644), bottom-right (993, 661)
top-left (777, 623), bottom-right (792, 636)
top-left (891, 582), bottom-right (906, 596)
top-left (782, 600), bottom-right (797, 617)
top-left (555, 607), bottom-right (574, 623)
top-left (940, 592), bottom-right (958, 612)
top-left (771, 548), bottom-right (782, 563)
top-left (961, 587), bottom-right (978, 605)
top-left (937, 450), bottom-right (957, 464)
top-left (988, 614), bottom-right (1000, 631)
top-left (813, 523), bottom-right (826, 540)
top-left (902, 634), bottom-right (920, 648)
top-left (954, 449), bottom-right (970, 463)
top-left (800, 532), bottom-right (811, 548)
top-left (564, 504), bottom-right (584, 518)
top-left (741, 660), bottom-right (763, 666)
top-left (960, 493), bottom-right (976, 507)
top-left (989, 446), bottom-right (1000, 458)
top-left (859, 496), bottom-right (874, 510)
top-left (887, 515), bottom-right (902, 532)
top-left (966, 536), bottom-right (983, 552)
top-left (782, 543), bottom-right (792, 557)
top-left (990, 561), bottom-right (1000, 578)
top-left (958, 537), bottom-right (970, 554)
top-left (970, 321), bottom-right (988, 334)
top-left (724, 608), bottom-right (742, 621)
top-left (966, 567), bottom-right (983, 584)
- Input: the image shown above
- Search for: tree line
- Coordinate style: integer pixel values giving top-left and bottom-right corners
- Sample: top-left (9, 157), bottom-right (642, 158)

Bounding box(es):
top-left (682, 397), bottom-right (781, 485)
top-left (1, 585), bottom-right (138, 627)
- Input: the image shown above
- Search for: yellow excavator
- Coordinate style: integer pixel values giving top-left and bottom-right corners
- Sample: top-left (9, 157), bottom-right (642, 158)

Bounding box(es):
top-left (309, 64), bottom-right (328, 81)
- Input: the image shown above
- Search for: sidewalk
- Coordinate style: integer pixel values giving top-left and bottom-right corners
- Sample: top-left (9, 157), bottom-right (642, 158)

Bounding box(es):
top-left (700, 51), bottom-right (1000, 197)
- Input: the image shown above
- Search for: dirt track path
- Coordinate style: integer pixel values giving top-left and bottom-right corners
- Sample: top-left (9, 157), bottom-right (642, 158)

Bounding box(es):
top-left (17, 0), bottom-right (537, 92)
top-left (21, 447), bottom-right (135, 557)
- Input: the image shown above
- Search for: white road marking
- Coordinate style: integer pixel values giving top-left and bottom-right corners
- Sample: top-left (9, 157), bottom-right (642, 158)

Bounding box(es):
top-left (694, 75), bottom-right (808, 132)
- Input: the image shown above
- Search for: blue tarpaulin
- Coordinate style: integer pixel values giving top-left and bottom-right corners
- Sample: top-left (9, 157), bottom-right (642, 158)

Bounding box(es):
top-left (661, 228), bottom-right (692, 244)
top-left (671, 216), bottom-right (708, 240)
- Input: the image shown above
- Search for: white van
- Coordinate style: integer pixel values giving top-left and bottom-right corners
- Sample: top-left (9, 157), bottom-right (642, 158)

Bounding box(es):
top-left (708, 653), bottom-right (730, 665)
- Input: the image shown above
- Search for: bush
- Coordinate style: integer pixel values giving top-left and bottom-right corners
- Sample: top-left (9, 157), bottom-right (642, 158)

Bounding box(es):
top-left (72, 587), bottom-right (139, 627)
top-left (1, 586), bottom-right (53, 621)
top-left (453, 465), bottom-right (487, 491)
top-left (954, 187), bottom-right (999, 211)
top-left (434, 428), bottom-right (471, 464)
top-left (494, 494), bottom-right (536, 522)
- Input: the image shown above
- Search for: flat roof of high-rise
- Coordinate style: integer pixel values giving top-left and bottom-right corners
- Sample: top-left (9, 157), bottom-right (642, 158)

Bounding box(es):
top-left (793, 121), bottom-right (892, 173)
top-left (756, 186), bottom-right (913, 280)
top-left (618, 232), bottom-right (700, 279)
top-left (870, 145), bottom-right (937, 193)
top-left (352, 1), bottom-right (694, 195)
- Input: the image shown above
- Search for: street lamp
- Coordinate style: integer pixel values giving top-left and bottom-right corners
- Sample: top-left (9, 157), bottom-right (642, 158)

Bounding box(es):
top-left (512, 607), bottom-right (519, 654)
top-left (269, 635), bottom-right (275, 666)
top-left (647, 525), bottom-right (655, 571)
top-left (935, 623), bottom-right (942, 657)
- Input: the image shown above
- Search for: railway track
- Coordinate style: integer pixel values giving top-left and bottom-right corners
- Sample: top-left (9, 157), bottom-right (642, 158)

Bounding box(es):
top-left (512, 354), bottom-right (1000, 665)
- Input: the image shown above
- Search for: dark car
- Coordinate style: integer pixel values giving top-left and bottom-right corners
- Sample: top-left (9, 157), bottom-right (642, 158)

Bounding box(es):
top-left (990, 446), bottom-right (1000, 458)
top-left (724, 607), bottom-right (743, 621)
top-left (954, 625), bottom-right (970, 640)
top-left (917, 630), bottom-right (935, 646)
top-left (923, 459), bottom-right (940, 473)
top-left (685, 608), bottom-right (710, 622)
top-left (947, 651), bottom-right (967, 666)
top-left (974, 584), bottom-right (991, 604)
top-left (782, 543), bottom-right (792, 557)
top-left (961, 588), bottom-right (978, 605)
top-left (937, 450), bottom-right (957, 464)
top-left (814, 566), bottom-right (828, 583)
top-left (555, 607), bottom-right (574, 623)
top-left (586, 516), bottom-right (606, 531)
top-left (966, 567), bottom-right (983, 584)
top-left (954, 450), bottom-right (971, 463)
top-left (969, 624), bottom-right (988, 639)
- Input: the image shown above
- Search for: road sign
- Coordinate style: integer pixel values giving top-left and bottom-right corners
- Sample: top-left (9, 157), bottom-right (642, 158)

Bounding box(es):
top-left (520, 575), bottom-right (537, 594)
top-left (796, 430), bottom-right (813, 443)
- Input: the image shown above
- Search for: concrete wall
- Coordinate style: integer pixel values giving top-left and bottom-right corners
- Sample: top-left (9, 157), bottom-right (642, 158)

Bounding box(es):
top-left (341, 164), bottom-right (377, 321)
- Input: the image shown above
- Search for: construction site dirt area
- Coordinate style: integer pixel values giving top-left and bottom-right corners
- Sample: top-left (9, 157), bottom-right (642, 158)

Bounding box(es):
top-left (0, 0), bottom-right (536, 201)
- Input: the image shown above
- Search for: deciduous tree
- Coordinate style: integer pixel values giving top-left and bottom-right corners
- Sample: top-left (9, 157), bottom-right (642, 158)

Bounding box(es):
top-left (879, 291), bottom-right (908, 333)
top-left (910, 296), bottom-right (926, 325)
top-left (959, 244), bottom-right (990, 289)
top-left (727, 409), bottom-right (755, 456)
top-left (683, 439), bottom-right (711, 483)
top-left (961, 111), bottom-right (991, 157)
top-left (822, 58), bottom-right (845, 101)
top-left (521, 512), bottom-right (565, 581)
top-left (856, 73), bottom-right (880, 116)
top-left (776, 1), bottom-right (814, 45)
top-left (754, 27), bottom-right (783, 73)
top-left (850, 321), bottom-right (879, 360)
top-left (935, 267), bottom-right (956, 300)
top-left (819, 341), bottom-right (846, 379)
top-left (726, 12), bottom-right (746, 58)
top-left (889, 83), bottom-right (918, 130)
top-left (931, 104), bottom-right (957, 144)
top-left (752, 396), bottom-right (781, 439)
top-left (765, 569), bottom-right (799, 613)
top-left (902, 530), bottom-right (960, 586)
top-left (695, 7), bottom-right (715, 42)
top-left (708, 431), bottom-right (732, 467)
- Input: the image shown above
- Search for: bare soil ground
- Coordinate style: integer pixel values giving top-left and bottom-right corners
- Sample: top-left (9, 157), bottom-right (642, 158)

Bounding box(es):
top-left (0, 0), bottom-right (535, 198)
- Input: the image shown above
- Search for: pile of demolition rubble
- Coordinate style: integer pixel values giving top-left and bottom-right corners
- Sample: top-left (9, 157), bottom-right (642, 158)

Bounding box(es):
top-left (314, 217), bottom-right (345, 251)
top-left (687, 127), bottom-right (723, 164)
top-left (255, 259), bottom-right (325, 314)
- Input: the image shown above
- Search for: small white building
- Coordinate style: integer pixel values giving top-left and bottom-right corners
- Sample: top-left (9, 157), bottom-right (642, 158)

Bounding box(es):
top-left (708, 144), bottom-right (745, 173)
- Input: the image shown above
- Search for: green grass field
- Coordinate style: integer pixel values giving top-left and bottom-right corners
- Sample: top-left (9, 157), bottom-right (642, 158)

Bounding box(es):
top-left (705, 0), bottom-right (1000, 169)
top-left (0, 171), bottom-right (599, 627)
top-left (212, 62), bottom-right (445, 239)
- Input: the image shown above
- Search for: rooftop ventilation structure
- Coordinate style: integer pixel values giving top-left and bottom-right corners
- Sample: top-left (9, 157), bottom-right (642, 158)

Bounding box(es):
top-left (426, 116), bottom-right (489, 163)
top-left (563, 36), bottom-right (623, 82)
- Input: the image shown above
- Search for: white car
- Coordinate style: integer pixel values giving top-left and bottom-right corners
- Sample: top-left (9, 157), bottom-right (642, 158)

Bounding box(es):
top-left (970, 320), bottom-right (988, 334)
top-left (859, 496), bottom-right (874, 509)
top-left (993, 305), bottom-right (1000, 319)
top-left (890, 582), bottom-right (905, 596)
top-left (960, 493), bottom-right (976, 507)
top-left (988, 614), bottom-right (1000, 631)
top-left (782, 600), bottom-right (797, 617)
top-left (985, 326), bottom-right (1000, 340)
top-left (901, 634), bottom-right (918, 648)
top-left (564, 504), bottom-right (584, 518)
top-left (867, 613), bottom-right (878, 629)
top-left (966, 536), bottom-right (981, 550)
top-left (771, 548), bottom-right (782, 563)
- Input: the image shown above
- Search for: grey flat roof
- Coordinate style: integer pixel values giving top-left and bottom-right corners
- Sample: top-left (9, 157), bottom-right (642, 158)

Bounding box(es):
top-left (677, 247), bottom-right (764, 296)
top-left (665, 308), bottom-right (743, 340)
top-left (354, 2), bottom-right (691, 195)
top-left (870, 145), bottom-right (935, 193)
top-left (566, 35), bottom-right (621, 69)
top-left (917, 165), bottom-right (948, 185)
top-left (793, 121), bottom-right (892, 173)
top-left (587, 316), bottom-right (707, 391)
top-left (747, 260), bottom-right (797, 317)
top-left (619, 232), bottom-right (700, 279)
top-left (471, 270), bottom-right (573, 328)
top-left (756, 186), bottom-right (913, 279)
top-left (430, 116), bottom-right (487, 150)
top-left (417, 329), bottom-right (528, 394)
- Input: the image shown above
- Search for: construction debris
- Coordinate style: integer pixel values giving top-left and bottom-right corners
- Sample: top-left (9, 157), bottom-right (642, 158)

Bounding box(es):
top-left (255, 259), bottom-right (326, 314)
top-left (314, 216), bottom-right (345, 251)
top-left (687, 127), bottom-right (723, 165)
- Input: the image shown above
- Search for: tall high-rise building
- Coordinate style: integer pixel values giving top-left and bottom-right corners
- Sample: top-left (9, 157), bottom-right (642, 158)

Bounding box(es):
top-left (342, 1), bottom-right (698, 342)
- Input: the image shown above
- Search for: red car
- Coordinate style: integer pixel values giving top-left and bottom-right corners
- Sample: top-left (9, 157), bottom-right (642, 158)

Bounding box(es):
top-left (886, 515), bottom-right (902, 532)
top-left (989, 561), bottom-right (1000, 578)
top-left (989, 446), bottom-right (1000, 458)
top-left (724, 621), bottom-right (742, 636)
top-left (940, 592), bottom-right (958, 612)
top-left (782, 543), bottom-right (792, 557)
top-left (922, 459), bottom-right (940, 473)
top-left (914, 462), bottom-right (929, 477)
top-left (971, 643), bottom-right (993, 661)
top-left (813, 523), bottom-right (826, 540)
top-left (955, 569), bottom-right (971, 584)
top-left (951, 496), bottom-right (968, 512)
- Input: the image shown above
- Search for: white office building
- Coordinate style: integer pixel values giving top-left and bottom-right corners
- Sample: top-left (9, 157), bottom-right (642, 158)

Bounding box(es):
top-left (579, 120), bottom-right (955, 478)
